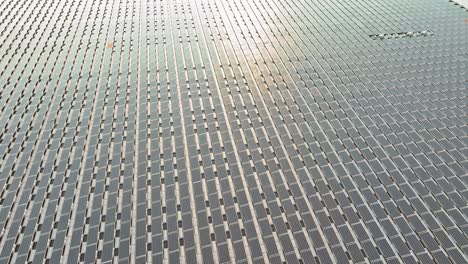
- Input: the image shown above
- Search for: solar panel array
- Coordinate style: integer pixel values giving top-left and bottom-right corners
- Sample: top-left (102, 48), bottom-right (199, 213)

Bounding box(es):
top-left (0, 0), bottom-right (467, 263)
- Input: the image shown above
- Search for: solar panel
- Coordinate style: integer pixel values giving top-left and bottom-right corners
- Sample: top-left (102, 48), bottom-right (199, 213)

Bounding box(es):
top-left (0, 0), bottom-right (467, 263)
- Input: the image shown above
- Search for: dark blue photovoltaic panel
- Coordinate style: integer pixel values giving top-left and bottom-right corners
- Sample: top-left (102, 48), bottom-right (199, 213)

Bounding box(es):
top-left (0, 0), bottom-right (467, 263)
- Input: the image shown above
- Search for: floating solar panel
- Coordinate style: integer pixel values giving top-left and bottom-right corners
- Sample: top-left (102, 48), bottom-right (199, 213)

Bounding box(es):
top-left (0, 0), bottom-right (467, 263)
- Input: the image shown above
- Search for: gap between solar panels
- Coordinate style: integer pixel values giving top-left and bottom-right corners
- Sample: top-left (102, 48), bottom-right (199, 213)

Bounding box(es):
top-left (369, 30), bottom-right (434, 40)
top-left (449, 0), bottom-right (468, 9)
